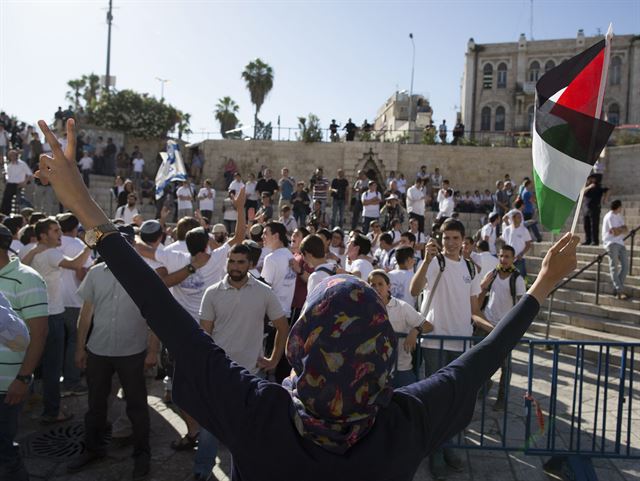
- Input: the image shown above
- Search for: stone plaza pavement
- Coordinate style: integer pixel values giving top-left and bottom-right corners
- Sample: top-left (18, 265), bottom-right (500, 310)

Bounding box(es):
top-left (17, 341), bottom-right (640, 481)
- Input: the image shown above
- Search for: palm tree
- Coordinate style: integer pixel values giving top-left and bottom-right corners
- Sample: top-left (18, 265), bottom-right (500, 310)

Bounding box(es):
top-left (241, 58), bottom-right (274, 138)
top-left (66, 78), bottom-right (86, 110)
top-left (82, 73), bottom-right (101, 112)
top-left (215, 97), bottom-right (240, 138)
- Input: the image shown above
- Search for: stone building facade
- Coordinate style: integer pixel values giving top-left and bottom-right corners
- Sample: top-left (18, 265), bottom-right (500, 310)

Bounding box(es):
top-left (373, 91), bottom-right (433, 143)
top-left (461, 30), bottom-right (640, 140)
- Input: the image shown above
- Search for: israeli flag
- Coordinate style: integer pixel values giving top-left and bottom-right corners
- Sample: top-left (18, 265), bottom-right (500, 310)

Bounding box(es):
top-left (155, 140), bottom-right (187, 200)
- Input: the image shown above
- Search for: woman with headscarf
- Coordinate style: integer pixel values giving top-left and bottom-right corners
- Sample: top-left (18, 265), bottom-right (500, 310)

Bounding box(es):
top-left (35, 119), bottom-right (579, 481)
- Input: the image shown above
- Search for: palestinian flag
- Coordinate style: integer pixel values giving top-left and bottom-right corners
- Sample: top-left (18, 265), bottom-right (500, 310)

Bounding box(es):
top-left (532, 26), bottom-right (615, 233)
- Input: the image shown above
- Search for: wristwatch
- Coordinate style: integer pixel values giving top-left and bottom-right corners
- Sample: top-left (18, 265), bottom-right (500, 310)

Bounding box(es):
top-left (186, 263), bottom-right (196, 274)
top-left (15, 373), bottom-right (33, 385)
top-left (84, 223), bottom-right (118, 248)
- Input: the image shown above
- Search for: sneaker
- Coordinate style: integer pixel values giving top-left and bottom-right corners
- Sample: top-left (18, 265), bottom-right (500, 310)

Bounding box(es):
top-left (61, 384), bottom-right (88, 397)
top-left (429, 450), bottom-right (447, 480)
top-left (67, 450), bottom-right (106, 472)
top-left (132, 453), bottom-right (150, 481)
top-left (443, 447), bottom-right (464, 471)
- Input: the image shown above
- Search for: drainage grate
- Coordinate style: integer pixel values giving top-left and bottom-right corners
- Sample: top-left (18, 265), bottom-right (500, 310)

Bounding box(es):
top-left (24, 422), bottom-right (111, 460)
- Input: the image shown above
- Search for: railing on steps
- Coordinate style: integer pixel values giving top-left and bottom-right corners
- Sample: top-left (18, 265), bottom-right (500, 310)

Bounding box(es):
top-left (545, 224), bottom-right (640, 340)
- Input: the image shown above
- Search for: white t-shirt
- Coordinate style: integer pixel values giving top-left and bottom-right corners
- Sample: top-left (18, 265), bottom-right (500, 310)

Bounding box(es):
top-left (602, 211), bottom-right (625, 248)
top-left (60, 235), bottom-right (92, 308)
top-left (484, 273), bottom-right (526, 326)
top-left (419, 256), bottom-right (481, 351)
top-left (223, 198), bottom-right (237, 221)
top-left (245, 181), bottom-right (258, 201)
top-left (31, 247), bottom-right (66, 315)
top-left (502, 224), bottom-right (532, 257)
top-left (388, 268), bottom-right (416, 307)
top-left (361, 191), bottom-right (382, 218)
top-left (406, 185), bottom-right (426, 216)
top-left (374, 248), bottom-right (394, 271)
top-left (164, 240), bottom-right (188, 253)
top-left (307, 262), bottom-right (336, 296)
top-left (155, 243), bottom-right (231, 319)
top-left (437, 196), bottom-right (455, 219)
top-left (176, 185), bottom-right (193, 210)
top-left (473, 251), bottom-right (497, 277)
top-left (115, 205), bottom-right (139, 224)
top-left (386, 297), bottom-right (424, 371)
top-left (78, 156), bottom-right (93, 171)
top-left (132, 157), bottom-right (145, 173)
top-left (347, 258), bottom-right (374, 281)
top-left (9, 239), bottom-right (23, 254)
top-left (198, 188), bottom-right (215, 212)
top-left (18, 242), bottom-right (36, 261)
top-left (4, 160), bottom-right (32, 184)
top-left (261, 247), bottom-right (296, 317)
top-left (481, 223), bottom-right (498, 255)
top-left (229, 179), bottom-right (245, 194)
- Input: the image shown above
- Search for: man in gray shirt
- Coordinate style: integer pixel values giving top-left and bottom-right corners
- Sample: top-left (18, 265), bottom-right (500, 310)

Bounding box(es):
top-left (67, 226), bottom-right (159, 481)
top-left (193, 243), bottom-right (288, 481)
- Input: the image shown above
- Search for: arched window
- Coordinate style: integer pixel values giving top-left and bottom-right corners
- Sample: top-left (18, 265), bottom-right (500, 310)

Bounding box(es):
top-left (497, 63), bottom-right (507, 88)
top-left (495, 106), bottom-right (506, 131)
top-left (528, 61), bottom-right (540, 82)
top-left (483, 64), bottom-right (493, 89)
top-left (545, 60), bottom-right (556, 72)
top-left (527, 105), bottom-right (535, 131)
top-left (608, 103), bottom-right (620, 125)
top-left (610, 56), bottom-right (622, 86)
top-left (480, 107), bottom-right (492, 131)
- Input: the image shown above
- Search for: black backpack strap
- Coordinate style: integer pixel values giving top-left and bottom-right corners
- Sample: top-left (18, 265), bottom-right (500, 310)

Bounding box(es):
top-left (509, 270), bottom-right (521, 305)
top-left (316, 266), bottom-right (336, 276)
top-left (436, 254), bottom-right (446, 272)
top-left (464, 258), bottom-right (476, 280)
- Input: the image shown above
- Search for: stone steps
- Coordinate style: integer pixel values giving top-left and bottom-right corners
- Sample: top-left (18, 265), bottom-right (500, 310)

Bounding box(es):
top-left (535, 310), bottom-right (640, 339)
top-left (526, 255), bottom-right (640, 277)
top-left (538, 297), bottom-right (640, 324)
top-left (550, 286), bottom-right (640, 310)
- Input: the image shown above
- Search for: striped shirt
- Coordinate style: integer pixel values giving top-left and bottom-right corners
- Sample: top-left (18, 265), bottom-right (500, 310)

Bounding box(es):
top-left (0, 258), bottom-right (48, 393)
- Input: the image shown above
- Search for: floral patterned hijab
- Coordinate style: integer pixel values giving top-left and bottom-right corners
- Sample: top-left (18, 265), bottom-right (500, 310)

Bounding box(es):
top-left (283, 275), bottom-right (397, 454)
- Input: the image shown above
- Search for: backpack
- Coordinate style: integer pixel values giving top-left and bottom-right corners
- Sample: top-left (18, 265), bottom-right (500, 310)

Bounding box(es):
top-left (435, 254), bottom-right (476, 280)
top-left (480, 269), bottom-right (521, 310)
top-left (316, 265), bottom-right (337, 276)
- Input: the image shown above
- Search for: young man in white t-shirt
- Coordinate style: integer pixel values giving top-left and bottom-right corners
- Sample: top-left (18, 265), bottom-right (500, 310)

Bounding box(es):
top-left (388, 246), bottom-right (417, 307)
top-left (345, 233), bottom-right (374, 281)
top-left (481, 213), bottom-right (500, 255)
top-left (78, 151), bottom-right (93, 187)
top-left (602, 199), bottom-right (629, 299)
top-left (22, 218), bottom-right (91, 423)
top-left (115, 192), bottom-right (140, 225)
top-left (409, 218), bottom-right (490, 478)
top-left (500, 210), bottom-right (532, 277)
top-left (300, 234), bottom-right (336, 296)
top-left (406, 177), bottom-right (426, 233)
top-left (477, 245), bottom-right (526, 410)
top-left (132, 154), bottom-right (145, 185)
top-left (361, 181), bottom-right (382, 235)
top-left (261, 221), bottom-right (296, 319)
top-left (176, 180), bottom-right (194, 219)
top-left (197, 179), bottom-right (215, 222)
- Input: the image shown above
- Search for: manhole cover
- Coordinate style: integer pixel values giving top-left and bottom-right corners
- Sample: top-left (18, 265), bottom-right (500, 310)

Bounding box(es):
top-left (24, 422), bottom-right (111, 460)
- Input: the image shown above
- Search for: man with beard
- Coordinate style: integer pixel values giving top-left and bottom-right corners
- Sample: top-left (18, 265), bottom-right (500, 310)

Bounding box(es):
top-left (193, 244), bottom-right (287, 481)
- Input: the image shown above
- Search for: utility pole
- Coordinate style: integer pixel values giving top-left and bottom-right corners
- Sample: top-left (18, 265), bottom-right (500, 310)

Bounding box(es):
top-left (105, 0), bottom-right (113, 93)
top-left (408, 33), bottom-right (416, 141)
top-left (156, 77), bottom-right (169, 100)
top-left (529, 0), bottom-right (534, 41)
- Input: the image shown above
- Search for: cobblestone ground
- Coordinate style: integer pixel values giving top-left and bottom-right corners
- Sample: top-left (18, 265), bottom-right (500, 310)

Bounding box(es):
top-left (18, 344), bottom-right (639, 481)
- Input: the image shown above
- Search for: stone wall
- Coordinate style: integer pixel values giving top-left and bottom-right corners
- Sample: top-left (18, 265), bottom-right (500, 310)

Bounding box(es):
top-left (601, 143), bottom-right (640, 195)
top-left (198, 140), bottom-right (534, 193)
top-left (124, 137), bottom-right (188, 178)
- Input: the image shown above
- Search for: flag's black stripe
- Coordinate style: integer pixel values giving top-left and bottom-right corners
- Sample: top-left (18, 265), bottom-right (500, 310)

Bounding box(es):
top-left (536, 39), bottom-right (605, 108)
top-left (535, 99), bottom-right (614, 165)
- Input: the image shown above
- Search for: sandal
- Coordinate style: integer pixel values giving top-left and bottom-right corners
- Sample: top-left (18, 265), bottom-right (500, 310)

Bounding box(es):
top-left (170, 432), bottom-right (199, 451)
top-left (40, 411), bottom-right (74, 425)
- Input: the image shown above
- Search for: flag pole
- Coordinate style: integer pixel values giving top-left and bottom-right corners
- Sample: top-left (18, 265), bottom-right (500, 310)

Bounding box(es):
top-left (569, 23), bottom-right (613, 236)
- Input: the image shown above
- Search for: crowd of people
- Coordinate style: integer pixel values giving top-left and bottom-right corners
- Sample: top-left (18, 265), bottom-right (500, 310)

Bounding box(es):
top-left (0, 118), bottom-right (630, 481)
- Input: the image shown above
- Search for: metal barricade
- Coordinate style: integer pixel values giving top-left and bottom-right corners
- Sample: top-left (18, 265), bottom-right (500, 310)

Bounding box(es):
top-left (396, 334), bottom-right (639, 480)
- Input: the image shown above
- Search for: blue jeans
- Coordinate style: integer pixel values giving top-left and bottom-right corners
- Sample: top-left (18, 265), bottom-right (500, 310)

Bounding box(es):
top-left (62, 307), bottom-right (81, 389)
top-left (193, 427), bottom-right (219, 476)
top-left (607, 243), bottom-right (628, 292)
top-left (514, 258), bottom-right (527, 278)
top-left (42, 313), bottom-right (65, 417)
top-left (331, 198), bottom-right (345, 228)
top-left (0, 394), bottom-right (26, 478)
top-left (393, 369), bottom-right (417, 388)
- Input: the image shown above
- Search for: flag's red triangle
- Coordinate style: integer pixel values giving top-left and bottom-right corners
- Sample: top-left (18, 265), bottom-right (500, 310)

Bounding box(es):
top-left (555, 49), bottom-right (605, 118)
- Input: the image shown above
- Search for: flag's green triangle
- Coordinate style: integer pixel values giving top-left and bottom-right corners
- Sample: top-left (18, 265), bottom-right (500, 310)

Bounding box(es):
top-left (533, 168), bottom-right (576, 233)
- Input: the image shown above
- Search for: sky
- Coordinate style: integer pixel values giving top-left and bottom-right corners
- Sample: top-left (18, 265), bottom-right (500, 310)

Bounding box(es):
top-left (0, 0), bottom-right (638, 141)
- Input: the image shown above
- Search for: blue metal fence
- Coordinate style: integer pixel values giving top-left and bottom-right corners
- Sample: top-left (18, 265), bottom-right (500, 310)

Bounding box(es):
top-left (399, 334), bottom-right (639, 478)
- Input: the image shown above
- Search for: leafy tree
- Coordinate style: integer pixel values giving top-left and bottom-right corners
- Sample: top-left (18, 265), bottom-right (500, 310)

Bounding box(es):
top-left (297, 114), bottom-right (323, 143)
top-left (82, 74), bottom-right (101, 112)
top-left (215, 96), bottom-right (241, 138)
top-left (91, 89), bottom-right (183, 138)
top-left (176, 112), bottom-right (192, 140)
top-left (254, 119), bottom-right (272, 140)
top-left (241, 58), bottom-right (274, 138)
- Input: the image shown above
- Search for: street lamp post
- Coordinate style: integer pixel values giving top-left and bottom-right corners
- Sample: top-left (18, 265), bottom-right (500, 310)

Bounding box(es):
top-left (155, 77), bottom-right (169, 100)
top-left (408, 33), bottom-right (416, 141)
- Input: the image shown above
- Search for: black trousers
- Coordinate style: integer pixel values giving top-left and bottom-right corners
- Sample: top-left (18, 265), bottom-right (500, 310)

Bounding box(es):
top-left (583, 207), bottom-right (601, 244)
top-left (408, 212), bottom-right (425, 234)
top-left (85, 350), bottom-right (150, 457)
top-left (0, 183), bottom-right (18, 215)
